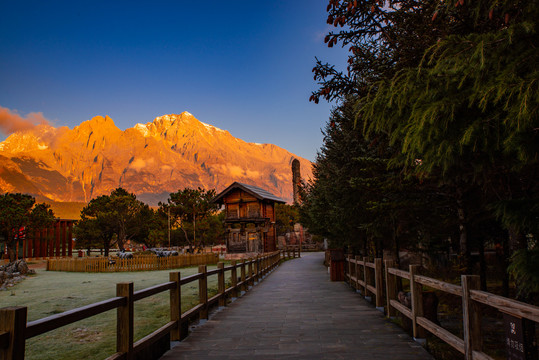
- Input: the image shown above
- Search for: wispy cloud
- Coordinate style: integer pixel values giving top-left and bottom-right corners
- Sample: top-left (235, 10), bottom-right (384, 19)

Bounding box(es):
top-left (0, 106), bottom-right (51, 136)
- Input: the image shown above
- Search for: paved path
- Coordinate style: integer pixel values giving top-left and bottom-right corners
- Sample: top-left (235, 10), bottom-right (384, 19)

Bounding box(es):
top-left (161, 252), bottom-right (433, 360)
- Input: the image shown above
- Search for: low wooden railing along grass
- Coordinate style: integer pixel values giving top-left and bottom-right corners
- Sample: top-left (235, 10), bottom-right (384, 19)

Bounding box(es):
top-left (342, 255), bottom-right (539, 360)
top-left (0, 250), bottom-right (298, 360)
top-left (46, 253), bottom-right (218, 272)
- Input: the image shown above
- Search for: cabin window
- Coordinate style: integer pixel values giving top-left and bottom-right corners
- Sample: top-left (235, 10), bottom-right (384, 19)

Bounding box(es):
top-left (227, 204), bottom-right (239, 219)
top-left (247, 203), bottom-right (260, 218)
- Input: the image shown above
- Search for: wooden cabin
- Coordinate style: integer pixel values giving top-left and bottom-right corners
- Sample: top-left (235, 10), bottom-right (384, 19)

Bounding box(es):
top-left (212, 182), bottom-right (285, 253)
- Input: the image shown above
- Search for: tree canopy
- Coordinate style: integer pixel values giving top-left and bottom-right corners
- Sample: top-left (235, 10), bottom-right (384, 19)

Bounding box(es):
top-left (159, 187), bottom-right (220, 251)
top-left (303, 0), bottom-right (538, 297)
top-left (75, 188), bottom-right (151, 255)
top-left (0, 193), bottom-right (55, 261)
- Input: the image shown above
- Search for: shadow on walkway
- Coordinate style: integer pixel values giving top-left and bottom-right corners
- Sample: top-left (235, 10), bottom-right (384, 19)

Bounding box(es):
top-left (161, 252), bottom-right (433, 360)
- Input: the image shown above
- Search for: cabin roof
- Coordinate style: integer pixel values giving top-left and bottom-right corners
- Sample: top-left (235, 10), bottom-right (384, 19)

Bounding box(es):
top-left (212, 182), bottom-right (286, 204)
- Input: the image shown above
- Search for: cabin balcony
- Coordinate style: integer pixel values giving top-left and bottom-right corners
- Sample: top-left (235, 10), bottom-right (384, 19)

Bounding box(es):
top-left (225, 211), bottom-right (268, 223)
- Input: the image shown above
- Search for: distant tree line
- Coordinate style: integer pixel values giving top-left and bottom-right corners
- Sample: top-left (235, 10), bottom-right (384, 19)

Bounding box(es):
top-left (74, 187), bottom-right (225, 256)
top-left (301, 0), bottom-right (538, 299)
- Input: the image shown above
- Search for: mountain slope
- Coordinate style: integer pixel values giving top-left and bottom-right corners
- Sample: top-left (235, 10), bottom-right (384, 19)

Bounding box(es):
top-left (0, 112), bottom-right (312, 204)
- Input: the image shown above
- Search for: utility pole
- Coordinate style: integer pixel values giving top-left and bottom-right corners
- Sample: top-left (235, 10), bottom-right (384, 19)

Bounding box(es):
top-left (168, 207), bottom-right (171, 250)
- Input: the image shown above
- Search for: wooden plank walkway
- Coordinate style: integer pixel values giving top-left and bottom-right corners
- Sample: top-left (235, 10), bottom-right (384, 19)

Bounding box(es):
top-left (161, 252), bottom-right (433, 360)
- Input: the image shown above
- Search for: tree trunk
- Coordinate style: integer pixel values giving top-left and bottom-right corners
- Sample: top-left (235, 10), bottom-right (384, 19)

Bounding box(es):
top-left (181, 227), bottom-right (193, 253)
top-left (501, 234), bottom-right (510, 297)
top-left (393, 221), bottom-right (401, 267)
top-left (479, 238), bottom-right (487, 291)
top-left (118, 224), bottom-right (126, 251)
top-left (456, 190), bottom-right (471, 273)
top-left (104, 238), bottom-right (110, 257)
top-left (508, 227), bottom-right (529, 301)
top-left (7, 245), bottom-right (15, 262)
top-left (5, 232), bottom-right (16, 262)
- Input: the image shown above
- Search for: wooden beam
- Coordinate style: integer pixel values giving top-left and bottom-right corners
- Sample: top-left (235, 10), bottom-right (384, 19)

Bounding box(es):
top-left (231, 260), bottom-right (238, 298)
top-left (0, 307), bottom-right (27, 360)
top-left (240, 260), bottom-right (246, 292)
top-left (415, 274), bottom-right (462, 296)
top-left (116, 282), bottom-right (134, 359)
top-left (390, 299), bottom-right (412, 320)
top-left (198, 265), bottom-right (208, 319)
top-left (462, 275), bottom-right (481, 360)
top-left (374, 258), bottom-right (383, 308)
top-left (416, 316), bottom-right (464, 354)
top-left (169, 272), bottom-right (181, 341)
top-left (218, 262), bottom-right (226, 307)
top-left (26, 297), bottom-right (124, 339)
top-left (384, 260), bottom-right (396, 317)
top-left (470, 290), bottom-right (539, 323)
top-left (410, 265), bottom-right (424, 339)
top-left (388, 267), bottom-right (410, 280)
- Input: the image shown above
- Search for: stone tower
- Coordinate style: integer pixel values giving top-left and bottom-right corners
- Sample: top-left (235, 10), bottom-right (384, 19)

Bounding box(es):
top-left (292, 158), bottom-right (301, 204)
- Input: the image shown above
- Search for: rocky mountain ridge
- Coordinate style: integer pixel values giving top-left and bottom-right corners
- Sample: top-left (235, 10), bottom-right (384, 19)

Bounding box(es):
top-left (0, 112), bottom-right (311, 205)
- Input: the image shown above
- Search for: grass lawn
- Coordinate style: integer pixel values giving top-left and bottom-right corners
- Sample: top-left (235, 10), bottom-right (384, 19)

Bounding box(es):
top-left (0, 265), bottom-right (220, 360)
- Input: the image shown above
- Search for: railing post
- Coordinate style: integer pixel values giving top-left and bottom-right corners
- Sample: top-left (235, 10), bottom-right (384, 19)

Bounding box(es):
top-left (218, 262), bottom-right (225, 307)
top-left (363, 257), bottom-right (369, 299)
top-left (462, 275), bottom-right (482, 360)
top-left (169, 272), bottom-right (182, 341)
top-left (254, 255), bottom-right (260, 283)
top-left (298, 245), bottom-right (301, 258)
top-left (0, 306), bottom-right (27, 360)
top-left (198, 265), bottom-right (208, 319)
top-left (375, 258), bottom-right (383, 309)
top-left (384, 260), bottom-right (397, 317)
top-left (231, 260), bottom-right (238, 298)
top-left (248, 259), bottom-right (253, 287)
top-left (355, 255), bottom-right (361, 292)
top-left (345, 254), bottom-right (352, 286)
top-left (409, 265), bottom-right (425, 340)
top-left (241, 259), bottom-right (247, 292)
top-left (116, 282), bottom-right (134, 359)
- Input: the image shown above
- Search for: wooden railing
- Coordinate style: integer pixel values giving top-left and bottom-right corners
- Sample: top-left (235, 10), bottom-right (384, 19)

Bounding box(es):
top-left (343, 255), bottom-right (539, 360)
top-left (0, 250), bottom-right (298, 360)
top-left (284, 245), bottom-right (301, 259)
top-left (46, 253), bottom-right (218, 272)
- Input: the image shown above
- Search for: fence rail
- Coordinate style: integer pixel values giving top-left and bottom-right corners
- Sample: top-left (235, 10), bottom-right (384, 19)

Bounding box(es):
top-left (341, 254), bottom-right (539, 360)
top-left (0, 250), bottom-right (299, 360)
top-left (46, 253), bottom-right (218, 272)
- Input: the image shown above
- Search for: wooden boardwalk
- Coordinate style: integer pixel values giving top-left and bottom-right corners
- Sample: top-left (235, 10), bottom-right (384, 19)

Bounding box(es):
top-left (161, 252), bottom-right (433, 360)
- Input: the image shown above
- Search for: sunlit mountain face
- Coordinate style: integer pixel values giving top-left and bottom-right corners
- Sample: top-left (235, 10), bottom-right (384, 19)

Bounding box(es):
top-left (0, 112), bottom-right (312, 205)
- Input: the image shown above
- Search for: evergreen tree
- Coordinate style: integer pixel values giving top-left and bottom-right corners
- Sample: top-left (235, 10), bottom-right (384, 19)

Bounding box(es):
top-left (0, 193), bottom-right (55, 261)
top-left (75, 188), bottom-right (151, 254)
top-left (309, 0), bottom-right (538, 294)
top-left (160, 188), bottom-right (220, 252)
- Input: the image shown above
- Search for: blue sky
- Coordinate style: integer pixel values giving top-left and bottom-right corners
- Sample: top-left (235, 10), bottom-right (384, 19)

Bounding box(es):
top-left (0, 1), bottom-right (348, 161)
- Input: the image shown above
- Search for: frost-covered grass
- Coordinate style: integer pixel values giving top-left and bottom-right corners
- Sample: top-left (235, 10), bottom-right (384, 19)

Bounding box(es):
top-left (0, 266), bottom-right (220, 360)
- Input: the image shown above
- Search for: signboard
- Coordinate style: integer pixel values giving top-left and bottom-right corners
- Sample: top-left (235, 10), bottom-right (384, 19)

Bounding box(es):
top-left (504, 313), bottom-right (527, 360)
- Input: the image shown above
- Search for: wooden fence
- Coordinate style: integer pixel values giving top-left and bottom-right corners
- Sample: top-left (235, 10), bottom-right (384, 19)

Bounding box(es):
top-left (343, 255), bottom-right (539, 360)
top-left (0, 250), bottom-right (298, 360)
top-left (46, 253), bottom-right (219, 272)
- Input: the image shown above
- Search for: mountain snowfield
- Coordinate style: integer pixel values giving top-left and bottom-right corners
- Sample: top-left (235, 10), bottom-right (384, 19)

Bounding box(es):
top-left (0, 112), bottom-right (312, 204)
